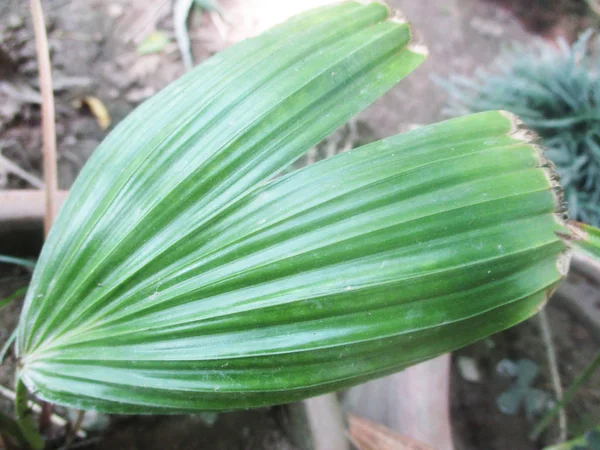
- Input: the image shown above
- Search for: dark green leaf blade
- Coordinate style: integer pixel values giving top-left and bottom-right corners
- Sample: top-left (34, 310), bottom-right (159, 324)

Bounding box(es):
top-left (19, 110), bottom-right (569, 412)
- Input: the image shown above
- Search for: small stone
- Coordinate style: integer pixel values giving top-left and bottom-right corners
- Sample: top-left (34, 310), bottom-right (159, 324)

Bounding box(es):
top-left (107, 4), bottom-right (124, 18)
top-left (457, 356), bottom-right (481, 383)
top-left (7, 14), bottom-right (24, 29)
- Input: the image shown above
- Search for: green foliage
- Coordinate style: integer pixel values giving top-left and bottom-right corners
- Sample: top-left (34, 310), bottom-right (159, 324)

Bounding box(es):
top-left (15, 2), bottom-right (570, 414)
top-left (0, 410), bottom-right (29, 449)
top-left (496, 359), bottom-right (551, 420)
top-left (437, 31), bottom-right (600, 226)
top-left (0, 255), bottom-right (35, 270)
top-left (532, 349), bottom-right (600, 440)
top-left (545, 426), bottom-right (600, 450)
top-left (15, 380), bottom-right (43, 450)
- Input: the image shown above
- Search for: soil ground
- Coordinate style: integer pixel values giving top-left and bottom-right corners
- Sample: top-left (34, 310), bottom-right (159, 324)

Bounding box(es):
top-left (485, 0), bottom-right (595, 39)
top-left (1, 0), bottom-right (599, 449)
top-left (452, 297), bottom-right (600, 450)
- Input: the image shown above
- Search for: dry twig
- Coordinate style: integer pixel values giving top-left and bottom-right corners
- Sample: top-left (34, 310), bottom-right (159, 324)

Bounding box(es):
top-left (538, 309), bottom-right (567, 442)
top-left (30, 0), bottom-right (58, 236)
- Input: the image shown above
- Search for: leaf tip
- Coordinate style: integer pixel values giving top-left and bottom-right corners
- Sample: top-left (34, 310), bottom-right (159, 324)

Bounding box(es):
top-left (500, 110), bottom-right (540, 144)
top-left (408, 43), bottom-right (429, 57)
top-left (358, 0), bottom-right (405, 24)
top-left (502, 111), bottom-right (570, 234)
top-left (356, 1), bottom-right (428, 58)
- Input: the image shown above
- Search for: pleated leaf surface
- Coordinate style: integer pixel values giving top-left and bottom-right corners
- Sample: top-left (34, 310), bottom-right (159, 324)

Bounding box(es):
top-left (17, 2), bottom-right (568, 413)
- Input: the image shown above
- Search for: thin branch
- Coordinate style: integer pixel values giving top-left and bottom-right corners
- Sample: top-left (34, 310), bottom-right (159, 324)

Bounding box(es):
top-left (30, 0), bottom-right (58, 236)
top-left (537, 309), bottom-right (567, 442)
top-left (0, 155), bottom-right (44, 188)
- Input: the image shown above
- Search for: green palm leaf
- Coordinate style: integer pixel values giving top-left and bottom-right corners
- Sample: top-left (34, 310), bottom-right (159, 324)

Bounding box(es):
top-left (17, 2), bottom-right (569, 413)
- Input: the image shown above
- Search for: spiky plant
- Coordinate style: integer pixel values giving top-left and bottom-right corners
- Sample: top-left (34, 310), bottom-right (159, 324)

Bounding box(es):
top-left (437, 31), bottom-right (600, 226)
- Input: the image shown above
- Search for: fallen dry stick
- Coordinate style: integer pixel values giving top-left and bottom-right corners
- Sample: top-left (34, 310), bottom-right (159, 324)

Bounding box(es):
top-left (0, 189), bottom-right (68, 223)
top-left (30, 0), bottom-right (58, 236)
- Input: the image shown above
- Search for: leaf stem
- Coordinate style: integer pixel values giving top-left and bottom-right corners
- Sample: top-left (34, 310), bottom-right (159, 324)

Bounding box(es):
top-left (15, 380), bottom-right (44, 450)
top-left (0, 410), bottom-right (29, 448)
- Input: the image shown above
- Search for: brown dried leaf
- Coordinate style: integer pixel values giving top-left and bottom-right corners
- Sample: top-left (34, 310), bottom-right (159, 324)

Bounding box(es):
top-left (74, 96), bottom-right (111, 130)
top-left (348, 415), bottom-right (435, 450)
